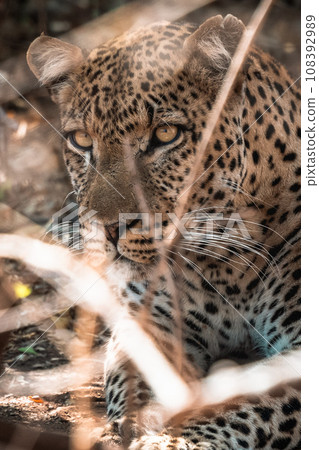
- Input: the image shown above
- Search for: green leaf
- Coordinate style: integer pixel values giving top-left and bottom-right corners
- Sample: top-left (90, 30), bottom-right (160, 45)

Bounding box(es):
top-left (18, 347), bottom-right (38, 355)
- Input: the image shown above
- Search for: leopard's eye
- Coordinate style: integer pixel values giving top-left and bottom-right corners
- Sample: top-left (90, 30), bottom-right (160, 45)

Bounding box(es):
top-left (154, 125), bottom-right (179, 144)
top-left (68, 131), bottom-right (93, 150)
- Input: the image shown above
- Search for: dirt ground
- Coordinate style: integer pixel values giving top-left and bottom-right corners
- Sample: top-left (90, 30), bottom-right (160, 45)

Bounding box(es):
top-left (0, 0), bottom-right (300, 445)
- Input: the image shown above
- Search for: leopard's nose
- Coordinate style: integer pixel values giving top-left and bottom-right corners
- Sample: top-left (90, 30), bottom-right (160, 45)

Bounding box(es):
top-left (104, 223), bottom-right (119, 247)
top-left (105, 219), bottom-right (142, 247)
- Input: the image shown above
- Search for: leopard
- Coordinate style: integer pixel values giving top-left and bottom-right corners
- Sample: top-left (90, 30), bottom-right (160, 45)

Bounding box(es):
top-left (27, 14), bottom-right (301, 449)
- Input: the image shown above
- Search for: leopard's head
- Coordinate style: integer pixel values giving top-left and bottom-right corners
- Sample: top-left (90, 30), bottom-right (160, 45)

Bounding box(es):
top-left (27, 15), bottom-right (300, 278)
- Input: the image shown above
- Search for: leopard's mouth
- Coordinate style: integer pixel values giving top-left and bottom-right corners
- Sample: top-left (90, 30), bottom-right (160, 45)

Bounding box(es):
top-left (103, 221), bottom-right (159, 266)
top-left (82, 218), bottom-right (159, 270)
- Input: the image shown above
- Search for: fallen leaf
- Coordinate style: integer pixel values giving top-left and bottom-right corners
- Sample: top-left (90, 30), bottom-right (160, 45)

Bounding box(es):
top-left (28, 395), bottom-right (44, 403)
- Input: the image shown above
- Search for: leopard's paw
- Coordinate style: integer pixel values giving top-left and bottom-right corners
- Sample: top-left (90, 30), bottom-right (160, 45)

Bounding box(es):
top-left (117, 402), bottom-right (166, 441)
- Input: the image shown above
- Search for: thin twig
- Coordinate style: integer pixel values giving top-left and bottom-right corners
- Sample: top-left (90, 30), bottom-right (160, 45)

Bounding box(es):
top-left (123, 142), bottom-right (186, 376)
top-left (168, 0), bottom-right (275, 251)
top-left (71, 308), bottom-right (98, 450)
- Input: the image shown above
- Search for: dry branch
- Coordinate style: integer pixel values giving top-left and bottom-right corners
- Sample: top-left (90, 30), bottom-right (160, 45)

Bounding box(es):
top-left (123, 141), bottom-right (186, 375)
top-left (169, 0), bottom-right (274, 249)
top-left (198, 349), bottom-right (300, 407)
top-left (0, 235), bottom-right (300, 414)
top-left (0, 234), bottom-right (192, 415)
top-left (0, 0), bottom-right (214, 104)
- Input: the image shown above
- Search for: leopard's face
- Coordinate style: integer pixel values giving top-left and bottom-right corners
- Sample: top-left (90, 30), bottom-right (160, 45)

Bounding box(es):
top-left (52, 22), bottom-right (249, 273)
top-left (27, 16), bottom-right (300, 279)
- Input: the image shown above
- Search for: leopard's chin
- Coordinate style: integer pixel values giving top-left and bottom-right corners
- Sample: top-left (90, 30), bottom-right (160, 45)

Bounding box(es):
top-left (110, 251), bottom-right (157, 282)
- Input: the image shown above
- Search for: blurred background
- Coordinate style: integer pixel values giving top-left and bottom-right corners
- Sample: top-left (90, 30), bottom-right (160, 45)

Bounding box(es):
top-left (0, 0), bottom-right (300, 229)
top-left (0, 0), bottom-right (300, 438)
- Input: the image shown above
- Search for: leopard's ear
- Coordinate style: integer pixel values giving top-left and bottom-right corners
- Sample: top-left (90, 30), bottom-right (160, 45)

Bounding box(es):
top-left (184, 14), bottom-right (245, 75)
top-left (27, 35), bottom-right (83, 89)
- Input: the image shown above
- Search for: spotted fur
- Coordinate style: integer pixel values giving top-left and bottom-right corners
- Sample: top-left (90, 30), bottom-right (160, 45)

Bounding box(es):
top-left (28, 14), bottom-right (301, 449)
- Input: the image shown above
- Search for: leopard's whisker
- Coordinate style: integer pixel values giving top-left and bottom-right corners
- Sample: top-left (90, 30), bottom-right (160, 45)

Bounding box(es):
top-left (184, 227), bottom-right (277, 269)
top-left (179, 241), bottom-right (268, 287)
top-left (176, 244), bottom-right (247, 276)
top-left (186, 230), bottom-right (277, 271)
top-left (186, 208), bottom-right (290, 246)
top-left (60, 190), bottom-right (76, 208)
top-left (239, 219), bottom-right (292, 244)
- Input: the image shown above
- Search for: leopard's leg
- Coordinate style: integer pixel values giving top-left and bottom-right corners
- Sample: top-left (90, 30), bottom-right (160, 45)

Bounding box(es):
top-left (128, 382), bottom-right (301, 450)
top-left (104, 330), bottom-right (300, 450)
top-left (103, 277), bottom-right (222, 444)
top-left (103, 328), bottom-right (252, 447)
top-left (104, 321), bottom-right (202, 443)
top-left (104, 336), bottom-right (152, 421)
